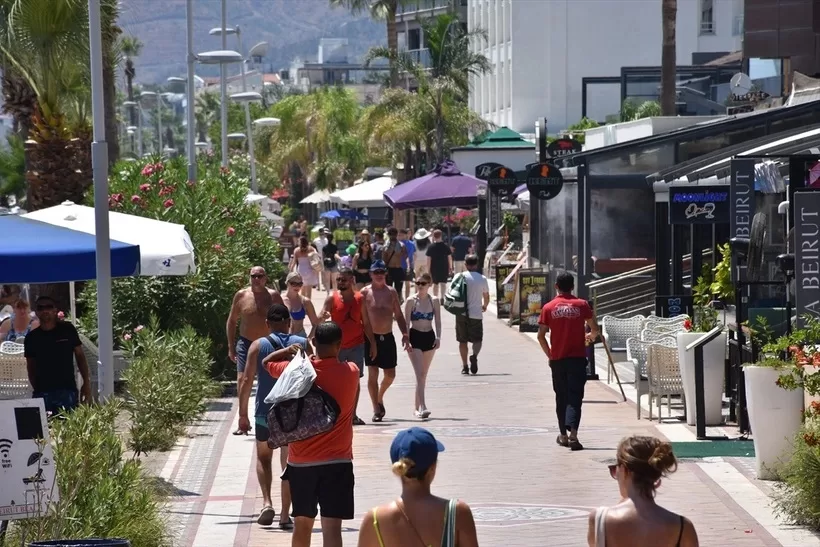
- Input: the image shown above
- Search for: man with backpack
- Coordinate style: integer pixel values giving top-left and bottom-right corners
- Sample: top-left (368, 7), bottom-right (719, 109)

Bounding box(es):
top-left (262, 321), bottom-right (360, 547)
top-left (451, 255), bottom-right (489, 375)
top-left (237, 303), bottom-right (309, 529)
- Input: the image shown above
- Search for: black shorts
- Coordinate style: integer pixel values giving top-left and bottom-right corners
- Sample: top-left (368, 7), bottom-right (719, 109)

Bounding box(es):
top-left (409, 328), bottom-right (436, 352)
top-left (456, 316), bottom-right (483, 343)
top-left (387, 267), bottom-right (405, 283)
top-left (365, 332), bottom-right (398, 369)
top-left (355, 272), bottom-right (371, 285)
top-left (285, 462), bottom-right (355, 520)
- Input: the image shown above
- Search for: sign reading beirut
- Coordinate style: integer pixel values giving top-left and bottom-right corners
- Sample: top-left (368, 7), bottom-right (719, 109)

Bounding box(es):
top-left (729, 159), bottom-right (756, 282)
top-left (526, 162), bottom-right (563, 201)
top-left (794, 191), bottom-right (820, 328)
top-left (668, 185), bottom-right (730, 224)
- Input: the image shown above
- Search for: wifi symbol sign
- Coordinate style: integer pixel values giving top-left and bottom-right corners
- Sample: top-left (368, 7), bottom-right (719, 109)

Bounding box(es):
top-left (0, 438), bottom-right (12, 459)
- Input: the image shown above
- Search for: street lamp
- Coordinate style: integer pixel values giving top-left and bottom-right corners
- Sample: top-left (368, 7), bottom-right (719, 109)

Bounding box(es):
top-left (254, 117), bottom-right (280, 127)
top-left (196, 49), bottom-right (243, 168)
top-left (230, 91), bottom-right (262, 192)
top-left (122, 100), bottom-right (141, 157)
top-left (139, 91), bottom-right (162, 155)
top-left (227, 132), bottom-right (246, 140)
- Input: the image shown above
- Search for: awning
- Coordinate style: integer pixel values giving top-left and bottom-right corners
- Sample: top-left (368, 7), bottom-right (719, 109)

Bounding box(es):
top-left (300, 189), bottom-right (331, 204)
top-left (23, 201), bottom-right (196, 276)
top-left (0, 215), bottom-right (141, 283)
top-left (329, 176), bottom-right (394, 208)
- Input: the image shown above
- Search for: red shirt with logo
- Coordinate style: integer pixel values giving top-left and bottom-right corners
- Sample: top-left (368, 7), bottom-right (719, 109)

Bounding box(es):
top-left (329, 291), bottom-right (364, 349)
top-left (538, 294), bottom-right (592, 360)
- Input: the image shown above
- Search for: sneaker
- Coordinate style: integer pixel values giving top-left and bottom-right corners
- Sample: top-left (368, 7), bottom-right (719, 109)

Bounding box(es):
top-left (414, 409), bottom-right (423, 418)
top-left (420, 408), bottom-right (431, 419)
top-left (469, 355), bottom-right (478, 375)
top-left (569, 439), bottom-right (584, 451)
top-left (461, 366), bottom-right (469, 375)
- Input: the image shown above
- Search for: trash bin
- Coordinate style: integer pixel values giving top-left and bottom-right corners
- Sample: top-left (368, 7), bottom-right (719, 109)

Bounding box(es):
top-left (29, 540), bottom-right (130, 547)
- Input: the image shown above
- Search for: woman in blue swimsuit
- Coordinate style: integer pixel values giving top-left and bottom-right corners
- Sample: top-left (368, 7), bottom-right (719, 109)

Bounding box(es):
top-left (283, 272), bottom-right (319, 340)
top-left (403, 273), bottom-right (442, 419)
top-left (0, 299), bottom-right (39, 342)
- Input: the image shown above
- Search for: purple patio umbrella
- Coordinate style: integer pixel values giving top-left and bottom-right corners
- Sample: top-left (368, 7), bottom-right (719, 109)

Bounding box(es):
top-left (383, 161), bottom-right (486, 210)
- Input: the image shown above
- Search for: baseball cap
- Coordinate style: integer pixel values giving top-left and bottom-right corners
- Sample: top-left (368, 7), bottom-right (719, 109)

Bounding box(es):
top-left (370, 260), bottom-right (387, 272)
top-left (390, 427), bottom-right (445, 475)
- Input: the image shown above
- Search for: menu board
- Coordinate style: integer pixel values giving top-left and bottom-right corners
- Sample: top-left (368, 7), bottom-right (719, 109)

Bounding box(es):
top-left (494, 264), bottom-right (515, 319)
top-left (518, 270), bottom-right (549, 332)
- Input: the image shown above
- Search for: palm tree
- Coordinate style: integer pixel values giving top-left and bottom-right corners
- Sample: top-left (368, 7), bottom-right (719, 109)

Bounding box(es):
top-left (329, 0), bottom-right (410, 88)
top-left (0, 0), bottom-right (36, 139)
top-left (0, 134), bottom-right (25, 205)
top-left (120, 36), bottom-right (142, 147)
top-left (660, 0), bottom-right (677, 115)
top-left (421, 12), bottom-right (491, 99)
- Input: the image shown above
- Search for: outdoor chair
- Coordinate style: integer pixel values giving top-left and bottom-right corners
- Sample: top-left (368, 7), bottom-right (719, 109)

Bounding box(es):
top-left (643, 315), bottom-right (689, 330)
top-left (0, 342), bottom-right (30, 399)
top-left (647, 343), bottom-right (685, 421)
top-left (627, 337), bottom-right (651, 419)
top-left (643, 322), bottom-right (687, 334)
top-left (601, 315), bottom-right (645, 352)
top-left (640, 328), bottom-right (677, 343)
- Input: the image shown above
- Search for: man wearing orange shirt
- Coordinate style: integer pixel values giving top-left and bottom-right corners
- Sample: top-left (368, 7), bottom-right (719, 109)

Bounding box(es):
top-left (262, 321), bottom-right (359, 547)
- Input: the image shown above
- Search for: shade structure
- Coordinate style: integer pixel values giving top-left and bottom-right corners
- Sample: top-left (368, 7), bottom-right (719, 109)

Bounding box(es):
top-left (329, 176), bottom-right (394, 208)
top-left (0, 215), bottom-right (140, 283)
top-left (516, 190), bottom-right (530, 209)
top-left (24, 201), bottom-right (196, 276)
top-left (320, 209), bottom-right (368, 220)
top-left (383, 161), bottom-right (485, 210)
top-left (300, 189), bottom-right (331, 205)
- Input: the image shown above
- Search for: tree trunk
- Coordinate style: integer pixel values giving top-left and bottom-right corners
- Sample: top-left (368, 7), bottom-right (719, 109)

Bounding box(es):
top-left (386, 2), bottom-right (399, 88)
top-left (660, 0), bottom-right (677, 116)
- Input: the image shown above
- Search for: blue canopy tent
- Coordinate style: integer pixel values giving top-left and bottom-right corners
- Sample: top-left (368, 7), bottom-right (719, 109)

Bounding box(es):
top-left (0, 216), bottom-right (141, 283)
top-left (320, 209), bottom-right (368, 220)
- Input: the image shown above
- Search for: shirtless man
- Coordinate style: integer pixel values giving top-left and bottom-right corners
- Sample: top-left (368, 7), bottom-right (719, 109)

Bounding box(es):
top-left (361, 260), bottom-right (410, 422)
top-left (381, 226), bottom-right (408, 302)
top-left (227, 266), bottom-right (284, 435)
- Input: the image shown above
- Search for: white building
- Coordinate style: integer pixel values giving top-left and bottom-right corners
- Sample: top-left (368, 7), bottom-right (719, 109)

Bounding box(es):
top-left (397, 0), bottom-right (468, 73)
top-left (468, 0), bottom-right (744, 134)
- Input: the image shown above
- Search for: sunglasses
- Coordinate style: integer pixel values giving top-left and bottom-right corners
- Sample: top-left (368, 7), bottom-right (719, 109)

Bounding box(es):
top-left (37, 304), bottom-right (55, 311)
top-left (608, 464), bottom-right (619, 479)
top-left (415, 281), bottom-right (428, 286)
top-left (289, 281), bottom-right (304, 287)
top-left (250, 274), bottom-right (266, 279)
top-left (336, 277), bottom-right (349, 283)
top-left (372, 270), bottom-right (386, 275)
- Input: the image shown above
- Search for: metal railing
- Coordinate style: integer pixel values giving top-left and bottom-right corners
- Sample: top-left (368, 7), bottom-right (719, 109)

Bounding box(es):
top-left (589, 249), bottom-right (713, 318)
top-left (405, 48), bottom-right (432, 68)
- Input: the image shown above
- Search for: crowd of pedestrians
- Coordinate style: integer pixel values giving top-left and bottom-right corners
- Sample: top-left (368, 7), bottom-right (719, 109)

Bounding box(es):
top-left (225, 225), bottom-right (699, 546)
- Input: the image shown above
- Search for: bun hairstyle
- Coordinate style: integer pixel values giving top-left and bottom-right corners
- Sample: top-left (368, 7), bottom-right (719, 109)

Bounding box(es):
top-left (616, 436), bottom-right (678, 498)
top-left (392, 457), bottom-right (427, 480)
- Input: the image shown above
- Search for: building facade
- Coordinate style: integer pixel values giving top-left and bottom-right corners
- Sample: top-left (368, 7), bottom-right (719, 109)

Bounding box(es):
top-left (396, 0), bottom-right (468, 72)
top-left (744, 0), bottom-right (820, 81)
top-left (467, 0), bottom-right (745, 134)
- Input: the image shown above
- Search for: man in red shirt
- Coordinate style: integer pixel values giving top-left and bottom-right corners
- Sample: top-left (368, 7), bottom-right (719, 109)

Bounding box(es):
top-left (537, 272), bottom-right (599, 451)
top-left (262, 321), bottom-right (359, 547)
top-left (321, 267), bottom-right (371, 426)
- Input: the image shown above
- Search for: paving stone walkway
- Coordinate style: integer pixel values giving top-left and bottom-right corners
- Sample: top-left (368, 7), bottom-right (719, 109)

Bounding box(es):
top-left (157, 289), bottom-right (820, 547)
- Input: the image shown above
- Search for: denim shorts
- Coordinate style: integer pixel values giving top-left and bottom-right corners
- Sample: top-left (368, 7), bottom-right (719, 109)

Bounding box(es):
top-left (338, 343), bottom-right (365, 378)
top-left (34, 389), bottom-right (79, 416)
top-left (236, 336), bottom-right (252, 373)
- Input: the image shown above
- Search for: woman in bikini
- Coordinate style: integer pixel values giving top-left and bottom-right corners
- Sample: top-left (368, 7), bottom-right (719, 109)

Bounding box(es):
top-left (353, 241), bottom-right (374, 290)
top-left (0, 299), bottom-right (39, 342)
top-left (588, 435), bottom-right (699, 547)
top-left (404, 273), bottom-right (441, 419)
top-left (358, 427), bottom-right (479, 547)
top-left (283, 272), bottom-right (319, 340)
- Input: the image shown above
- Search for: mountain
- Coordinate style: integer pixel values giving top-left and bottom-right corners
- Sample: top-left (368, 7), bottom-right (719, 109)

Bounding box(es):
top-left (119, 0), bottom-right (385, 84)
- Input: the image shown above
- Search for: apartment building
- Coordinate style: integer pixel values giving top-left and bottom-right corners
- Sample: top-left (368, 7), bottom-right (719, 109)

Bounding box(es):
top-left (468, 0), bottom-right (745, 134)
top-left (397, 0), bottom-right (468, 72)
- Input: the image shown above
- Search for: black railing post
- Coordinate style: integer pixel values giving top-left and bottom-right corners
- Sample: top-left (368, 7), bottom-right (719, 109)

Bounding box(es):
top-left (694, 343), bottom-right (707, 440)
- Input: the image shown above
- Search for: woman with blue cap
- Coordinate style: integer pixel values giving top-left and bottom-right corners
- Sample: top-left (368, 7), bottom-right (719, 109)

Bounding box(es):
top-left (357, 427), bottom-right (479, 547)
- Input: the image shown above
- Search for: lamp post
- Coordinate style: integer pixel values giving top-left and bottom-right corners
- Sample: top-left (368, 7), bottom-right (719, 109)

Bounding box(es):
top-left (253, 117), bottom-right (280, 194)
top-left (196, 49), bottom-right (243, 167)
top-left (88, 0), bottom-right (114, 400)
top-left (139, 91), bottom-right (162, 154)
top-left (122, 100), bottom-right (141, 157)
top-left (231, 91), bottom-right (262, 191)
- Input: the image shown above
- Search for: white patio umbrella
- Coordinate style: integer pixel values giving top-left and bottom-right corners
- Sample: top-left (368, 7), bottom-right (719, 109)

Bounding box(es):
top-left (329, 176), bottom-right (394, 208)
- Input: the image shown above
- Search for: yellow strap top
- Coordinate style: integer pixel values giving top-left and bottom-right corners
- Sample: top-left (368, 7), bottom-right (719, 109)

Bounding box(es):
top-left (372, 507), bottom-right (435, 547)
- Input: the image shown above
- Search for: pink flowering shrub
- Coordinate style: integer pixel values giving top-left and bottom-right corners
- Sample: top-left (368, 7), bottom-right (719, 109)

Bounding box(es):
top-left (79, 155), bottom-right (282, 378)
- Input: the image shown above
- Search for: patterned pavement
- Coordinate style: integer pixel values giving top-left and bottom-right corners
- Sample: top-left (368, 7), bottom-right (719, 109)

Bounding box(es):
top-left (152, 289), bottom-right (820, 546)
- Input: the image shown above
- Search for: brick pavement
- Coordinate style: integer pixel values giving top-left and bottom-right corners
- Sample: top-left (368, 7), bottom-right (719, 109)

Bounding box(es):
top-left (165, 289), bottom-right (818, 546)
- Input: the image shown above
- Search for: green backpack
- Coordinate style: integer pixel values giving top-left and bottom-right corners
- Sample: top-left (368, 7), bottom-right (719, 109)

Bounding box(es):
top-left (443, 273), bottom-right (468, 317)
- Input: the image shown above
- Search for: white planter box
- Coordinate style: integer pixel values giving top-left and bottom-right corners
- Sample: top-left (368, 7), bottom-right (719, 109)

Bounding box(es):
top-left (744, 365), bottom-right (804, 480)
top-left (676, 331), bottom-right (727, 426)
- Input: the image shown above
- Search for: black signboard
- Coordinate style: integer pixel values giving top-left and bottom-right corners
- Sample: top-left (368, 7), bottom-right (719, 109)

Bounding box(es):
top-left (788, 155), bottom-right (820, 229)
top-left (729, 159), bottom-right (756, 283)
top-left (668, 185), bottom-right (730, 225)
top-left (494, 264), bottom-right (515, 319)
top-left (547, 138), bottom-right (582, 158)
top-left (476, 162), bottom-right (505, 245)
top-left (486, 165), bottom-right (518, 197)
top-left (794, 191), bottom-right (820, 327)
top-left (526, 162), bottom-right (564, 201)
top-left (518, 269), bottom-right (549, 332)
top-left (655, 295), bottom-right (693, 318)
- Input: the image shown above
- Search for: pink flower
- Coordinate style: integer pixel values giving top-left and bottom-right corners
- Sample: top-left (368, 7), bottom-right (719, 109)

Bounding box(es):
top-left (57, 311), bottom-right (65, 320)
top-left (141, 164), bottom-right (154, 177)
top-left (134, 325), bottom-right (144, 333)
top-left (123, 333), bottom-right (132, 341)
top-left (227, 227), bottom-right (236, 236)
top-left (111, 193), bottom-right (124, 203)
top-left (139, 183), bottom-right (151, 193)
top-left (158, 178), bottom-right (166, 186)
top-left (212, 244), bottom-right (223, 252)
top-left (155, 163), bottom-right (164, 172)
top-left (131, 195), bottom-right (141, 204)
top-left (159, 186), bottom-right (173, 196)
top-left (163, 198), bottom-right (175, 208)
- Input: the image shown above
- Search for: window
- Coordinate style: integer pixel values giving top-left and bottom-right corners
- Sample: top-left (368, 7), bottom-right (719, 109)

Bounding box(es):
top-left (700, 0), bottom-right (714, 35)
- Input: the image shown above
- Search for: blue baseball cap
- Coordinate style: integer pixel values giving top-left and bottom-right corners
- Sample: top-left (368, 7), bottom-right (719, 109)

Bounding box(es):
top-left (370, 260), bottom-right (387, 272)
top-left (390, 427), bottom-right (445, 475)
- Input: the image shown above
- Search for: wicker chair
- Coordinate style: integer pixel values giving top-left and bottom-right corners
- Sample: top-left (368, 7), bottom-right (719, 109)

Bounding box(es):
top-left (640, 328), bottom-right (677, 343)
top-left (0, 343), bottom-right (31, 399)
top-left (647, 343), bottom-right (685, 421)
top-left (626, 337), bottom-right (651, 419)
top-left (642, 315), bottom-right (689, 328)
top-left (602, 315), bottom-right (646, 352)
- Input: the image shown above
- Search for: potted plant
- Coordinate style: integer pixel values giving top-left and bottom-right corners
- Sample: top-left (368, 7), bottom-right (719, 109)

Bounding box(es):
top-left (676, 265), bottom-right (727, 426)
top-left (745, 318), bottom-right (820, 480)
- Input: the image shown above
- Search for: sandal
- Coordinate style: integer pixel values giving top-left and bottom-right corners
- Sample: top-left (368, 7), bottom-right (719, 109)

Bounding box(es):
top-left (556, 435), bottom-right (569, 448)
top-left (278, 518), bottom-right (294, 530)
top-left (257, 505), bottom-right (276, 526)
top-left (461, 366), bottom-right (469, 375)
top-left (569, 439), bottom-right (584, 451)
top-left (233, 427), bottom-right (249, 436)
top-left (353, 416), bottom-right (366, 426)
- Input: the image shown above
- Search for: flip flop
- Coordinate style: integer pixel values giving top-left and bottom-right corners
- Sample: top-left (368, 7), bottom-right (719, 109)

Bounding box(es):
top-left (556, 435), bottom-right (569, 447)
top-left (278, 518), bottom-right (294, 530)
top-left (233, 427), bottom-right (249, 436)
top-left (353, 416), bottom-right (366, 426)
top-left (257, 505), bottom-right (276, 526)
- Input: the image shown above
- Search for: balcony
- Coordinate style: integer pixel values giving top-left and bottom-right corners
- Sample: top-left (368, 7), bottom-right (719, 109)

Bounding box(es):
top-left (405, 48), bottom-right (432, 68)
top-left (699, 20), bottom-right (715, 35)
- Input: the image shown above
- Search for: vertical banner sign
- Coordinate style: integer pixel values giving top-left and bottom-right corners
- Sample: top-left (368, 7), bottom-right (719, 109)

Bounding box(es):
top-left (730, 159), bottom-right (756, 283)
top-left (486, 165), bottom-right (518, 243)
top-left (476, 162), bottom-right (505, 245)
top-left (494, 264), bottom-right (514, 319)
top-left (518, 269), bottom-right (549, 332)
top-left (794, 191), bottom-right (820, 328)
